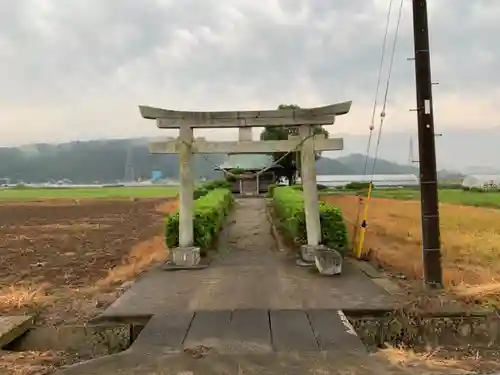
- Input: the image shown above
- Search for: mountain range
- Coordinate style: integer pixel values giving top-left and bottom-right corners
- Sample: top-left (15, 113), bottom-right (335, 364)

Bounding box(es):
top-left (0, 137), bottom-right (430, 184)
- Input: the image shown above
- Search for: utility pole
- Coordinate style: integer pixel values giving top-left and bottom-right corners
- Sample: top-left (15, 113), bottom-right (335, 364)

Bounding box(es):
top-left (412, 0), bottom-right (443, 288)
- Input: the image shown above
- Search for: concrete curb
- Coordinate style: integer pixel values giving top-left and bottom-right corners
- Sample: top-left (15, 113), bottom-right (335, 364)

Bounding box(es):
top-left (346, 258), bottom-right (404, 295)
top-left (266, 203), bottom-right (288, 253)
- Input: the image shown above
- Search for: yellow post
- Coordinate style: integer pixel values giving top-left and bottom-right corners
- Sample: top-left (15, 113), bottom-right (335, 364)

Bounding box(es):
top-left (351, 195), bottom-right (364, 252)
top-left (354, 182), bottom-right (373, 259)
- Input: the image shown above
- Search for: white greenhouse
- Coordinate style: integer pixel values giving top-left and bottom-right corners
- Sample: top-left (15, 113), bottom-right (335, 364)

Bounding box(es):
top-left (297, 174), bottom-right (420, 188)
top-left (461, 174), bottom-right (500, 191)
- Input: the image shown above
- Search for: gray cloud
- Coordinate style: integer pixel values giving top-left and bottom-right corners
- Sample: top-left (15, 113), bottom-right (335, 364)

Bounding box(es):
top-left (0, 0), bottom-right (499, 146)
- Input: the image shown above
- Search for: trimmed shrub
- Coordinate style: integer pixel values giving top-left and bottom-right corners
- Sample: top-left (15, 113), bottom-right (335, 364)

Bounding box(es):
top-left (165, 188), bottom-right (233, 250)
top-left (268, 184), bottom-right (277, 197)
top-left (193, 187), bottom-right (209, 200)
top-left (291, 184), bottom-right (328, 191)
top-left (202, 179), bottom-right (232, 191)
top-left (272, 187), bottom-right (348, 255)
top-left (193, 179), bottom-right (232, 200)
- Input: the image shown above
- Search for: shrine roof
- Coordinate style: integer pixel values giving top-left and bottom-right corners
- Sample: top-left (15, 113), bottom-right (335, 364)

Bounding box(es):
top-left (217, 154), bottom-right (282, 171)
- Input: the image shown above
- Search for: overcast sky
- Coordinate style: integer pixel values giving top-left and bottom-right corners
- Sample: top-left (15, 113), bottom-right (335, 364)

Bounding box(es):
top-left (1, 0), bottom-right (499, 146)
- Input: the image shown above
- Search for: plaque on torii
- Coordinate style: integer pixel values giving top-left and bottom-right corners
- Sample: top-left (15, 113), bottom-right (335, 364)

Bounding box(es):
top-left (139, 102), bottom-right (352, 267)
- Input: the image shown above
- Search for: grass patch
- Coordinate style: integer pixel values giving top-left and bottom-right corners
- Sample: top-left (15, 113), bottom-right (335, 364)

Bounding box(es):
top-left (372, 188), bottom-right (500, 209)
top-left (323, 187), bottom-right (500, 209)
top-left (0, 186), bottom-right (178, 201)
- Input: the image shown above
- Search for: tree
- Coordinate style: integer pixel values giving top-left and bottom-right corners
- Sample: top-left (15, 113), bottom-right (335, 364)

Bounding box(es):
top-left (260, 104), bottom-right (329, 185)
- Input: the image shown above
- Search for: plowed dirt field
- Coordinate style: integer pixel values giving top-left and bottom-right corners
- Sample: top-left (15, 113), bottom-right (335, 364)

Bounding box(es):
top-left (0, 198), bottom-right (177, 324)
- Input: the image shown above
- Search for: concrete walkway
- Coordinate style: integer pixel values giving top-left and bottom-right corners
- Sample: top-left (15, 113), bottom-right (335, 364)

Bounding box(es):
top-left (55, 198), bottom-right (398, 374)
top-left (97, 199), bottom-right (394, 322)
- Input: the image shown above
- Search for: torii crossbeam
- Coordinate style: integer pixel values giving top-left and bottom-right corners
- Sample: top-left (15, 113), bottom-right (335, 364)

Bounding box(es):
top-left (139, 102), bottom-right (352, 128)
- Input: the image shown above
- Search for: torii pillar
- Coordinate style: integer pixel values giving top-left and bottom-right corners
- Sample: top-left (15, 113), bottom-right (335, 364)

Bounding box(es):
top-left (140, 102), bottom-right (352, 267)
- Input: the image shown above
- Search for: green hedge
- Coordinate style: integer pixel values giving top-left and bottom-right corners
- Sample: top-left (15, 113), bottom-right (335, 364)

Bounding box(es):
top-left (193, 187), bottom-right (209, 200)
top-left (193, 179), bottom-right (232, 200)
top-left (165, 188), bottom-right (233, 250)
top-left (272, 187), bottom-right (348, 255)
top-left (268, 184), bottom-right (277, 197)
top-left (290, 184), bottom-right (328, 191)
top-left (202, 179), bottom-right (232, 191)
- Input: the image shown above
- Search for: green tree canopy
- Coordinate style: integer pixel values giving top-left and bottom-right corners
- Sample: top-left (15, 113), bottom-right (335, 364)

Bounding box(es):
top-left (260, 104), bottom-right (329, 185)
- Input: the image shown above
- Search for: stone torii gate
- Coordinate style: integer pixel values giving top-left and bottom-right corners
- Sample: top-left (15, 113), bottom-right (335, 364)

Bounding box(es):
top-left (140, 102), bottom-right (352, 266)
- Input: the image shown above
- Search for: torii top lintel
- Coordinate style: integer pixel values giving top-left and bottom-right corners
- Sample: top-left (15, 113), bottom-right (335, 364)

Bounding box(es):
top-left (139, 101), bottom-right (352, 128)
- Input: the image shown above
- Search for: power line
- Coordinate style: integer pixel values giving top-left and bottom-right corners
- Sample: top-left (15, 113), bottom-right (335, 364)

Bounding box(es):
top-left (362, 0), bottom-right (395, 176)
top-left (353, 0), bottom-right (404, 256)
top-left (369, 0), bottom-right (405, 178)
top-left (354, 0), bottom-right (396, 250)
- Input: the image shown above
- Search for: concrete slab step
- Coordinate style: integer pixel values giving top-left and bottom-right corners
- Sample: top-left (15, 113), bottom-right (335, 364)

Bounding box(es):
top-left (308, 310), bottom-right (366, 353)
top-left (184, 309), bottom-right (273, 354)
top-left (0, 315), bottom-right (34, 348)
top-left (270, 310), bottom-right (319, 351)
top-left (130, 312), bottom-right (194, 353)
top-left (129, 309), bottom-right (366, 356)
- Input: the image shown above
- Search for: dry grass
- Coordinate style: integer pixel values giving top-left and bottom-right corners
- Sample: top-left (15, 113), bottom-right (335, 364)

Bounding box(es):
top-left (157, 199), bottom-right (178, 214)
top-left (0, 350), bottom-right (85, 375)
top-left (373, 345), bottom-right (500, 374)
top-left (375, 347), bottom-right (467, 374)
top-left (323, 195), bottom-right (500, 304)
top-left (0, 283), bottom-right (52, 312)
top-left (93, 200), bottom-right (174, 289)
top-left (95, 235), bottom-right (168, 290)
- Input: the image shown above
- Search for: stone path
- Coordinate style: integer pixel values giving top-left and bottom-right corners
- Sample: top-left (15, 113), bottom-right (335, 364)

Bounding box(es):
top-left (97, 198), bottom-right (394, 321)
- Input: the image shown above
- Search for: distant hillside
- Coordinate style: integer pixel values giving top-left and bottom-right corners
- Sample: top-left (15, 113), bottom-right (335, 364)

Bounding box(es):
top-left (333, 153), bottom-right (419, 175)
top-left (0, 139), bottom-right (225, 183)
top-left (0, 138), bottom-right (422, 184)
top-left (316, 157), bottom-right (356, 175)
